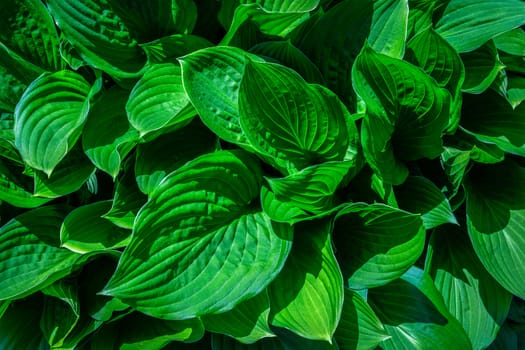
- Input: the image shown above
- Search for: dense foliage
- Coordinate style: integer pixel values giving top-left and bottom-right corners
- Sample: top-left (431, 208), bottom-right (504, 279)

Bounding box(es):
top-left (1, 0), bottom-right (525, 349)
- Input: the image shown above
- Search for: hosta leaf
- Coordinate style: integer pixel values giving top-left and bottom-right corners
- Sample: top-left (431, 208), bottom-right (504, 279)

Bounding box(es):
top-left (0, 206), bottom-right (80, 300)
top-left (47, 0), bottom-right (147, 78)
top-left (271, 327), bottom-right (337, 349)
top-left (367, 0), bottom-right (408, 58)
top-left (135, 119), bottom-right (218, 195)
top-left (461, 90), bottom-right (525, 157)
top-left (211, 334), bottom-right (285, 350)
top-left (239, 61), bottom-right (352, 173)
top-left (0, 0), bottom-right (65, 72)
top-left (61, 201), bottom-right (131, 254)
top-left (407, 0), bottom-right (435, 38)
top-left (249, 40), bottom-right (324, 84)
top-left (394, 176), bottom-right (457, 229)
top-left (353, 45), bottom-right (450, 185)
top-left (33, 146), bottom-right (95, 198)
top-left (203, 290), bottom-right (274, 344)
top-left (427, 227), bottom-right (512, 350)
top-left (333, 203), bottom-right (425, 289)
top-left (268, 219), bottom-right (343, 342)
top-left (103, 150), bottom-right (293, 319)
top-left (141, 34), bottom-right (213, 64)
top-left (461, 40), bottom-right (504, 94)
top-left (435, 0), bottom-right (525, 53)
top-left (464, 160), bottom-right (525, 299)
top-left (405, 27), bottom-right (464, 132)
top-left (127, 63), bottom-right (195, 136)
top-left (0, 66), bottom-right (26, 113)
top-left (335, 289), bottom-right (390, 350)
top-left (82, 87), bottom-right (139, 179)
top-left (507, 74), bottom-right (525, 109)
top-left (239, 0), bottom-right (318, 13)
top-left (0, 296), bottom-right (48, 349)
top-left (368, 267), bottom-right (472, 349)
top-left (493, 28), bottom-right (525, 56)
top-left (180, 46), bottom-right (264, 145)
top-left (14, 70), bottom-right (96, 176)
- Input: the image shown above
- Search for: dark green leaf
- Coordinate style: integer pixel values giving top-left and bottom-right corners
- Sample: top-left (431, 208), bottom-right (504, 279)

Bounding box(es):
top-left (211, 333), bottom-right (285, 350)
top-left (461, 40), bottom-right (504, 94)
top-left (493, 28), bottom-right (525, 56)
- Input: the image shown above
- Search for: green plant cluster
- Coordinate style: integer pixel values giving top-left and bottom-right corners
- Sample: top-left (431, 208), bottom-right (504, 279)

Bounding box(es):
top-left (1, 0), bottom-right (525, 349)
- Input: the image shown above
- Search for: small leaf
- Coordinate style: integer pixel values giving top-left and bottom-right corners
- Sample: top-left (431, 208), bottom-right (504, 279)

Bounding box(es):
top-left (211, 333), bottom-right (285, 350)
top-left (141, 34), bottom-right (212, 64)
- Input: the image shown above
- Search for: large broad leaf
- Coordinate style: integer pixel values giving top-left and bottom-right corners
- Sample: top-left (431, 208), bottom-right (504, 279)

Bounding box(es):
top-left (126, 63), bottom-right (195, 137)
top-left (461, 40), bottom-right (504, 94)
top-left (60, 201), bottom-right (131, 254)
top-left (394, 176), bottom-right (457, 229)
top-left (464, 160), bottom-right (525, 299)
top-left (435, 0), bottom-right (525, 53)
top-left (333, 203), bottom-right (425, 289)
top-left (82, 87), bottom-right (139, 179)
top-left (493, 28), bottom-right (525, 56)
top-left (461, 90), bottom-right (525, 157)
top-left (180, 46), bottom-right (264, 146)
top-left (103, 150), bottom-right (293, 320)
top-left (352, 45), bottom-right (450, 185)
top-left (427, 227), bottom-right (512, 350)
top-left (239, 60), bottom-right (353, 173)
top-left (0, 206), bottom-right (80, 300)
top-left (14, 70), bottom-right (97, 176)
top-left (367, 0), bottom-right (408, 59)
top-left (335, 289), bottom-right (390, 350)
top-left (268, 219), bottom-right (343, 342)
top-left (405, 27), bottom-right (464, 132)
top-left (368, 267), bottom-right (472, 349)
top-left (0, 0), bottom-right (65, 72)
top-left (202, 290), bottom-right (275, 344)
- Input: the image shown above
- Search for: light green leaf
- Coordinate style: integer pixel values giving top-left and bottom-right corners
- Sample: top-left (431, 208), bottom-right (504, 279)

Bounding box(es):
top-left (427, 227), bottom-right (512, 350)
top-left (103, 150), bottom-right (293, 319)
top-left (33, 146), bottom-right (95, 198)
top-left (239, 61), bottom-right (352, 173)
top-left (47, 0), bottom-right (149, 79)
top-left (368, 267), bottom-right (472, 349)
top-left (435, 0), bottom-right (525, 53)
top-left (180, 46), bottom-right (264, 145)
top-left (141, 34), bottom-right (213, 64)
top-left (493, 28), bottom-right (525, 56)
top-left (464, 160), bottom-right (525, 299)
top-left (268, 219), bottom-right (343, 342)
top-left (368, 0), bottom-right (408, 58)
top-left (333, 203), bottom-right (425, 289)
top-left (394, 176), bottom-right (457, 229)
top-left (461, 90), bottom-right (525, 157)
top-left (0, 0), bottom-right (65, 72)
top-left (60, 201), bottom-right (131, 254)
top-left (14, 70), bottom-right (96, 176)
top-left (461, 40), bottom-right (504, 94)
top-left (82, 87), bottom-right (139, 179)
top-left (135, 119), bottom-right (218, 195)
top-left (0, 206), bottom-right (80, 300)
top-left (211, 334), bottom-right (285, 350)
top-left (405, 27), bottom-right (464, 133)
top-left (353, 45), bottom-right (450, 185)
top-left (203, 290), bottom-right (274, 344)
top-left (127, 63), bottom-right (195, 136)
top-left (335, 289), bottom-right (390, 350)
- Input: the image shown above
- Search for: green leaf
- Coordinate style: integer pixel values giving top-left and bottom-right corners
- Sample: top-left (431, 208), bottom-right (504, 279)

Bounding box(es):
top-left (14, 70), bottom-right (97, 176)
top-left (82, 87), bottom-right (139, 179)
top-left (179, 46), bottom-right (264, 145)
top-left (141, 34), bottom-right (213, 64)
top-left (268, 219), bottom-right (343, 342)
top-left (394, 176), bottom-right (457, 229)
top-left (127, 63), bottom-right (195, 136)
top-left (33, 146), bottom-right (95, 198)
top-left (427, 227), bottom-right (512, 350)
top-left (135, 119), bottom-right (218, 195)
top-left (335, 289), bottom-right (390, 350)
top-left (464, 160), bottom-right (525, 299)
top-left (461, 40), bottom-right (504, 94)
top-left (239, 61), bottom-right (353, 173)
top-left (60, 201), bottom-right (131, 254)
top-left (353, 45), bottom-right (450, 185)
top-left (103, 150), bottom-right (293, 319)
top-left (435, 0), bottom-right (525, 53)
top-left (493, 28), bottom-right (525, 56)
top-left (211, 333), bottom-right (285, 350)
top-left (367, 0), bottom-right (408, 58)
top-left (202, 290), bottom-right (274, 344)
top-left (0, 0), bottom-right (65, 72)
top-left (506, 74), bottom-right (525, 109)
top-left (333, 203), bottom-right (425, 289)
top-left (407, 0), bottom-right (435, 38)
top-left (0, 66), bottom-right (27, 113)
top-left (461, 90), bottom-right (525, 157)
top-left (47, 0), bottom-right (148, 79)
top-left (368, 267), bottom-right (472, 349)
top-left (405, 27), bottom-right (464, 133)
top-left (239, 0), bottom-right (319, 13)
top-left (0, 206), bottom-right (80, 300)
top-left (271, 326), bottom-right (337, 350)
